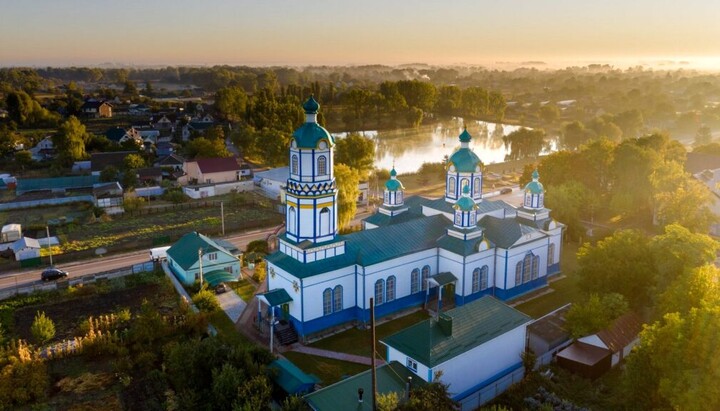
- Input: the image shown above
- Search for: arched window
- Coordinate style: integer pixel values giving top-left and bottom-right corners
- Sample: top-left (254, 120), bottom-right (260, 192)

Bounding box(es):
top-left (374, 279), bottom-right (385, 305)
top-left (288, 206), bottom-right (296, 234)
top-left (333, 285), bottom-right (343, 312)
top-left (454, 212), bottom-right (462, 225)
top-left (480, 265), bottom-right (489, 290)
top-left (472, 268), bottom-right (480, 293)
top-left (386, 276), bottom-right (396, 302)
top-left (421, 265), bottom-right (431, 291)
top-left (515, 262), bottom-right (522, 286)
top-left (524, 195), bottom-right (532, 207)
top-left (317, 155), bottom-right (327, 176)
top-left (397, 191), bottom-right (403, 203)
top-left (474, 178), bottom-right (481, 195)
top-left (461, 178), bottom-right (469, 191)
top-left (319, 208), bottom-right (330, 236)
top-left (532, 255), bottom-right (539, 280)
top-left (384, 192), bottom-right (390, 204)
top-left (323, 288), bottom-right (332, 315)
top-left (291, 155), bottom-right (298, 175)
top-left (522, 253), bottom-right (533, 283)
top-left (548, 243), bottom-right (555, 266)
top-left (469, 212), bottom-right (476, 225)
top-left (539, 193), bottom-right (544, 208)
top-left (411, 269), bottom-right (420, 293)
top-left (448, 177), bottom-right (456, 196)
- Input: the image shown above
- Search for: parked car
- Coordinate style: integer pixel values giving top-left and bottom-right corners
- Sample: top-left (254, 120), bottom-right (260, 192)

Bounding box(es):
top-left (41, 268), bottom-right (68, 281)
top-left (500, 187), bottom-right (513, 194)
top-left (215, 283), bottom-right (230, 294)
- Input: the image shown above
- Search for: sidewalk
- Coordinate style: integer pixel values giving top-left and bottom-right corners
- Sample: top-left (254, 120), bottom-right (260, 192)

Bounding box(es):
top-left (288, 345), bottom-right (385, 367)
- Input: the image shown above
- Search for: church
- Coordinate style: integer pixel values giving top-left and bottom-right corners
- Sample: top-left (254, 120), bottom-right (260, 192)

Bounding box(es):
top-left (264, 96), bottom-right (564, 339)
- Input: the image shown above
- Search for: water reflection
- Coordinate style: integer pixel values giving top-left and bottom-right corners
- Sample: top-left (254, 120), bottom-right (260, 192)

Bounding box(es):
top-left (334, 118), bottom-right (557, 174)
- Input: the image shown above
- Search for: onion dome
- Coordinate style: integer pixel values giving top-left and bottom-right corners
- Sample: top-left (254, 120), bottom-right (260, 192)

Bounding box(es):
top-left (447, 129), bottom-right (482, 173)
top-left (524, 170), bottom-right (544, 194)
top-left (454, 185), bottom-right (477, 211)
top-left (303, 95), bottom-right (320, 114)
top-left (385, 168), bottom-right (404, 191)
top-left (292, 96), bottom-right (334, 149)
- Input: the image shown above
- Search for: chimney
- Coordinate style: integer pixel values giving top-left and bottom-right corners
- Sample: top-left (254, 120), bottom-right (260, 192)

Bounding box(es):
top-left (438, 313), bottom-right (453, 336)
top-left (357, 387), bottom-right (364, 403)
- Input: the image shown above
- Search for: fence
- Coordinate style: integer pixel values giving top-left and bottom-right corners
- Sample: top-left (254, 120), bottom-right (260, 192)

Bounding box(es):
top-left (457, 367), bottom-right (525, 411)
top-left (0, 195), bottom-right (95, 211)
top-left (0, 261), bottom-right (155, 301)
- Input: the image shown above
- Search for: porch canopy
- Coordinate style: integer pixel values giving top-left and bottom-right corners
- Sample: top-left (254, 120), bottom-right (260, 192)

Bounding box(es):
top-left (428, 271), bottom-right (458, 287)
top-left (258, 288), bottom-right (293, 307)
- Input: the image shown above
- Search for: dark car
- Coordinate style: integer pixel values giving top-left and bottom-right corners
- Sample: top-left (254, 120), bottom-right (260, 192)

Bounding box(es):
top-left (215, 283), bottom-right (230, 294)
top-left (41, 268), bottom-right (68, 281)
top-left (500, 187), bottom-right (513, 194)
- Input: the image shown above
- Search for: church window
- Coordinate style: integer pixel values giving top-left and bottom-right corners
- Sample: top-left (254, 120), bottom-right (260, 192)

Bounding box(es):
top-left (515, 262), bottom-right (522, 286)
top-left (386, 276), bottom-right (396, 302)
top-left (333, 285), bottom-right (343, 312)
top-left (319, 208), bottom-right (330, 236)
top-left (411, 269), bottom-right (420, 293)
top-left (421, 265), bottom-right (431, 291)
top-left (384, 192), bottom-right (389, 204)
top-left (323, 288), bottom-right (332, 315)
top-left (474, 178), bottom-right (481, 195)
top-left (522, 253), bottom-right (532, 283)
top-left (548, 243), bottom-right (555, 266)
top-left (397, 191), bottom-right (403, 203)
top-left (448, 177), bottom-right (456, 196)
top-left (374, 279), bottom-right (385, 305)
top-left (480, 266), bottom-right (489, 290)
top-left (472, 268), bottom-right (480, 293)
top-left (454, 212), bottom-right (461, 225)
top-left (539, 193), bottom-right (544, 208)
top-left (524, 195), bottom-right (531, 207)
top-left (470, 212), bottom-right (476, 225)
top-left (291, 155), bottom-right (298, 175)
top-left (317, 155), bottom-right (327, 176)
top-left (288, 207), bottom-right (296, 234)
top-left (461, 178), bottom-right (469, 191)
top-left (532, 255), bottom-right (539, 280)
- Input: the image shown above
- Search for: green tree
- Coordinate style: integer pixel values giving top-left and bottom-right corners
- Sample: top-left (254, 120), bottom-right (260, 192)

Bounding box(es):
top-left (503, 127), bottom-right (546, 160)
top-left (30, 311), bottom-right (55, 344)
top-left (123, 195), bottom-right (145, 212)
top-left (396, 80), bottom-right (437, 113)
top-left (544, 181), bottom-right (596, 240)
top-left (694, 125), bottom-right (712, 147)
top-left (693, 142), bottom-right (720, 155)
top-left (100, 165), bottom-right (120, 182)
top-left (397, 382), bottom-right (458, 411)
top-left (576, 229), bottom-right (656, 308)
top-left (565, 293), bottom-right (629, 338)
top-left (460, 86), bottom-right (489, 118)
top-left (233, 375), bottom-right (272, 411)
top-left (561, 121), bottom-right (593, 150)
top-left (124, 153), bottom-right (146, 170)
top-left (654, 177), bottom-right (716, 233)
top-left (52, 116), bottom-right (90, 165)
top-left (214, 86), bottom-right (248, 122)
top-left (612, 109), bottom-right (644, 138)
top-left (657, 264), bottom-right (720, 316)
top-left (13, 150), bottom-right (32, 170)
top-left (185, 137), bottom-right (232, 159)
top-left (280, 395), bottom-right (309, 411)
top-left (192, 289), bottom-right (221, 313)
top-left (212, 363), bottom-right (244, 410)
top-left (335, 133), bottom-right (375, 179)
top-left (436, 85), bottom-right (462, 116)
top-left (335, 163), bottom-right (359, 230)
top-left (538, 103), bottom-right (560, 124)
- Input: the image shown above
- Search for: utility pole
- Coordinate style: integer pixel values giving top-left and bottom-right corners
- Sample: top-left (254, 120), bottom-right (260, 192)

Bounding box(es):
top-left (370, 297), bottom-right (378, 411)
top-left (198, 248), bottom-right (204, 287)
top-left (221, 201), bottom-right (225, 236)
top-left (46, 225), bottom-right (52, 266)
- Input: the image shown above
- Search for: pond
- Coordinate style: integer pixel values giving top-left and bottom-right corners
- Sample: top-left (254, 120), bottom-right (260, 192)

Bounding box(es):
top-left (334, 118), bottom-right (558, 174)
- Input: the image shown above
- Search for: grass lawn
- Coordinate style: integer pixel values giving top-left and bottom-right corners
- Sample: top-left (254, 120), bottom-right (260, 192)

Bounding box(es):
top-left (515, 241), bottom-right (583, 318)
top-left (208, 310), bottom-right (252, 346)
top-left (230, 278), bottom-right (257, 302)
top-left (283, 351), bottom-right (369, 386)
top-left (309, 310), bottom-right (430, 358)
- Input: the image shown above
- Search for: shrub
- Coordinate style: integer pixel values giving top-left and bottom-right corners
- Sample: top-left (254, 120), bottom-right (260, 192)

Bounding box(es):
top-left (162, 189), bottom-right (188, 204)
top-left (30, 311), bottom-right (55, 345)
top-left (192, 289), bottom-right (220, 313)
top-left (252, 260), bottom-right (267, 283)
top-left (123, 196), bottom-right (146, 212)
top-left (246, 239), bottom-right (268, 255)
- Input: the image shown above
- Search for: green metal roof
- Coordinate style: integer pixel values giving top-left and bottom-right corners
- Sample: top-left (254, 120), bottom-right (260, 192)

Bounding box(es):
top-left (479, 216), bottom-right (537, 249)
top-left (390, 168), bottom-right (397, 177)
top-left (524, 180), bottom-right (544, 194)
top-left (363, 210), bottom-right (422, 227)
top-left (303, 361), bottom-right (426, 411)
top-left (166, 231), bottom-right (234, 270)
top-left (269, 359), bottom-right (319, 395)
top-left (293, 122), bottom-right (334, 149)
top-left (385, 178), bottom-right (404, 191)
top-left (303, 96), bottom-right (320, 114)
top-left (202, 270), bottom-right (236, 287)
top-left (459, 128), bottom-right (472, 143)
top-left (436, 234), bottom-right (493, 256)
top-left (448, 148), bottom-right (481, 173)
top-left (423, 197), bottom-right (511, 216)
top-left (381, 296), bottom-right (531, 368)
top-left (259, 288), bottom-right (293, 306)
top-left (429, 272), bottom-right (458, 286)
top-left (16, 175), bottom-right (100, 194)
top-left (454, 195), bottom-right (476, 212)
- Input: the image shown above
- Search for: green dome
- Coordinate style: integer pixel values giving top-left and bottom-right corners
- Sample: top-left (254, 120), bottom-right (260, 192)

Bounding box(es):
top-left (292, 123), bottom-right (334, 149)
top-left (385, 178), bottom-right (404, 191)
top-left (303, 96), bottom-right (319, 114)
top-left (459, 128), bottom-right (472, 143)
top-left (390, 168), bottom-right (397, 177)
top-left (455, 196), bottom-right (476, 212)
top-left (524, 180), bottom-right (544, 194)
top-left (448, 148), bottom-right (481, 173)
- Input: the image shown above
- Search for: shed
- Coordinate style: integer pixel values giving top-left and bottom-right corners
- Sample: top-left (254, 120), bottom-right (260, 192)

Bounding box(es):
top-left (527, 304), bottom-right (571, 357)
top-left (1, 224), bottom-right (22, 243)
top-left (578, 312), bottom-right (643, 367)
top-left (12, 237), bottom-right (41, 261)
top-left (556, 341), bottom-right (612, 379)
top-left (269, 359), bottom-right (319, 395)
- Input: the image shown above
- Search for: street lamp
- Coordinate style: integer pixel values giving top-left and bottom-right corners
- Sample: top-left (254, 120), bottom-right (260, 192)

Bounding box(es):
top-left (198, 248), bottom-right (204, 287)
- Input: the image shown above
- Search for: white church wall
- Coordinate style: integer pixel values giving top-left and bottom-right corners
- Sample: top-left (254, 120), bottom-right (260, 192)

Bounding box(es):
top-left (360, 249), bottom-right (438, 309)
top-left (461, 251), bottom-right (497, 295)
top-left (266, 263), bottom-right (303, 320)
top-left (301, 267), bottom-right (357, 321)
top-left (505, 240), bottom-right (550, 288)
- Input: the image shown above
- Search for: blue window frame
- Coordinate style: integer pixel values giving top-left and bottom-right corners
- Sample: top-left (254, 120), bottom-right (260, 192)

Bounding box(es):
top-left (411, 269), bottom-right (420, 293)
top-left (333, 285), bottom-right (342, 312)
top-left (323, 288), bottom-right (332, 315)
top-left (374, 279), bottom-right (385, 305)
top-left (421, 265), bottom-right (430, 291)
top-left (386, 276), bottom-right (396, 302)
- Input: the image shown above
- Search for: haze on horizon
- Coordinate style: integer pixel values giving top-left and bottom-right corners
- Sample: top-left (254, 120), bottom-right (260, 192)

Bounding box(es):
top-left (1, 0), bottom-right (719, 70)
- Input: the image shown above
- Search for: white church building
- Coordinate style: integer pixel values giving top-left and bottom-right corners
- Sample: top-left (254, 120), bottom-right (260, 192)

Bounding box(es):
top-left (264, 96), bottom-right (564, 339)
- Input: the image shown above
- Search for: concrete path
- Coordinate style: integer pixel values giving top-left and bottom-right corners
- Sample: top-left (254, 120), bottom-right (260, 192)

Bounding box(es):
top-left (216, 289), bottom-right (247, 322)
top-left (289, 345), bottom-right (385, 367)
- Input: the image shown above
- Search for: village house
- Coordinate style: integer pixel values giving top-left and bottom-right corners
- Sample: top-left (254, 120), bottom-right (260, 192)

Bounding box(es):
top-left (81, 100), bottom-right (113, 118)
top-left (181, 157), bottom-right (243, 185)
top-left (104, 127), bottom-right (143, 146)
top-left (166, 232), bottom-right (241, 285)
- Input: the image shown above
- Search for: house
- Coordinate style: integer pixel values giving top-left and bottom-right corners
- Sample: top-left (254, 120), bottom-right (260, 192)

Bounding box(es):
top-left (81, 100), bottom-right (112, 118)
top-left (11, 237), bottom-right (41, 261)
top-left (577, 312), bottom-right (643, 367)
top-left (179, 121), bottom-right (214, 141)
top-left (29, 136), bottom-right (55, 161)
top-left (93, 182), bottom-right (124, 214)
top-left (90, 151), bottom-right (136, 176)
top-left (153, 114), bottom-right (176, 131)
top-left (380, 296), bottom-right (531, 410)
top-left (105, 127), bottom-right (143, 146)
top-left (303, 361), bottom-right (426, 411)
top-left (166, 231), bottom-right (241, 285)
top-left (556, 341), bottom-right (612, 380)
top-left (136, 167), bottom-right (163, 185)
top-left (156, 142), bottom-right (176, 157)
top-left (181, 157), bottom-right (242, 185)
top-left (254, 167), bottom-right (289, 201)
top-left (1, 224), bottom-right (22, 243)
top-left (155, 153), bottom-right (184, 171)
top-left (128, 104), bottom-right (151, 115)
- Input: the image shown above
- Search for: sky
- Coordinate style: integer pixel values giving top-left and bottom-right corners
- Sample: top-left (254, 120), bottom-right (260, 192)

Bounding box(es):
top-left (1, 0), bottom-right (719, 68)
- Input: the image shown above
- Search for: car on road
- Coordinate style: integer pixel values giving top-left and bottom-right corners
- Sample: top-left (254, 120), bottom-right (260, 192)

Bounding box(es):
top-left (500, 187), bottom-right (513, 194)
top-left (41, 268), bottom-right (68, 281)
top-left (215, 283), bottom-right (231, 294)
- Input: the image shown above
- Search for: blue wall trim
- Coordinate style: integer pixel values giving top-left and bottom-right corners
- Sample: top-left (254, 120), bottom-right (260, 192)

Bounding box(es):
top-left (547, 263), bottom-right (561, 276)
top-left (494, 276), bottom-right (547, 300)
top-left (452, 361), bottom-right (524, 401)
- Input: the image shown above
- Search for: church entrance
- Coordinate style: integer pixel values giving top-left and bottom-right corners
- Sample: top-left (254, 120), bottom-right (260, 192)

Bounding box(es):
top-left (425, 272), bottom-right (458, 313)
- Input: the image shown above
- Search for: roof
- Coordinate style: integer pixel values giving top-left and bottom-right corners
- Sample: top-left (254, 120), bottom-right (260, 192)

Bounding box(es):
top-left (527, 305), bottom-right (571, 347)
top-left (428, 271), bottom-right (457, 287)
top-left (303, 96), bottom-right (320, 114)
top-left (82, 100), bottom-right (109, 110)
top-left (92, 182), bottom-right (123, 197)
top-left (267, 215), bottom-right (449, 279)
top-left (202, 270), bottom-right (237, 287)
top-left (2, 224), bottom-right (22, 233)
top-left (255, 166), bottom-right (289, 183)
top-left (455, 195), bottom-right (476, 212)
top-left (167, 231), bottom-right (235, 270)
top-left (13, 237), bottom-right (41, 250)
top-left (16, 175), bottom-right (100, 194)
top-left (259, 288), bottom-right (293, 306)
top-left (135, 186), bottom-right (164, 197)
top-left (385, 177), bottom-right (404, 191)
top-left (448, 148), bottom-right (481, 172)
top-left (596, 312), bottom-right (643, 353)
top-left (303, 361), bottom-right (425, 411)
top-left (156, 154), bottom-right (185, 166)
top-left (685, 152), bottom-right (720, 174)
top-left (436, 234), bottom-right (491, 256)
top-left (459, 128), bottom-right (472, 143)
top-left (195, 157), bottom-right (241, 174)
top-left (381, 296), bottom-right (531, 367)
top-left (421, 197), bottom-right (511, 216)
top-left (556, 341), bottom-right (611, 366)
top-left (91, 151), bottom-right (136, 172)
top-left (137, 167), bottom-right (162, 178)
top-left (480, 215), bottom-right (537, 249)
top-left (293, 122), bottom-right (334, 149)
top-left (269, 359), bottom-right (319, 395)
top-left (363, 210), bottom-right (422, 227)
top-left (189, 121), bottom-right (214, 131)
top-left (524, 181), bottom-right (544, 195)
top-left (105, 127), bottom-right (128, 142)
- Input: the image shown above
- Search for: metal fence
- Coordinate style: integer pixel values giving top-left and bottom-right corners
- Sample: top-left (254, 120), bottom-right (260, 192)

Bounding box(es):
top-left (458, 367), bottom-right (525, 411)
top-left (0, 261), bottom-right (155, 301)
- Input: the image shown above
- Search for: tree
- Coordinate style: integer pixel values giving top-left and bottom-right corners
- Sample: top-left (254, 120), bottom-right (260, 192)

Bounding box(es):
top-left (30, 311), bottom-right (55, 344)
top-left (544, 181), bottom-right (596, 240)
top-left (52, 116), bottom-right (90, 165)
top-left (185, 137), bottom-right (232, 159)
top-left (693, 142), bottom-right (720, 155)
top-left (576, 229), bottom-right (656, 308)
top-left (565, 293), bottom-right (628, 338)
top-left (561, 121), bottom-right (592, 150)
top-left (99, 166), bottom-right (120, 182)
top-left (503, 128), bottom-right (546, 160)
top-left (396, 80), bottom-right (437, 112)
top-left (654, 177), bottom-right (716, 233)
top-left (124, 153), bottom-right (146, 170)
top-left (214, 86), bottom-right (248, 122)
top-left (335, 133), bottom-right (375, 179)
top-left (123, 195), bottom-right (145, 212)
top-left (538, 104), bottom-right (560, 124)
top-left (13, 150), bottom-right (32, 170)
top-left (5, 90), bottom-right (58, 128)
top-left (335, 163), bottom-right (359, 231)
top-left (397, 382), bottom-right (458, 411)
top-left (694, 124), bottom-right (713, 146)
top-left (211, 363), bottom-right (244, 410)
top-left (609, 140), bottom-right (658, 218)
top-left (460, 86), bottom-right (489, 118)
top-left (233, 375), bottom-right (272, 411)
top-left (613, 109), bottom-right (644, 138)
top-left (657, 264), bottom-right (720, 316)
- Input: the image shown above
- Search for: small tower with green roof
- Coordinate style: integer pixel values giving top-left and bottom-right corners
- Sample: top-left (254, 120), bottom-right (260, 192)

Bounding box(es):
top-left (446, 127), bottom-right (483, 203)
top-left (447, 185), bottom-right (484, 240)
top-left (517, 169), bottom-right (551, 222)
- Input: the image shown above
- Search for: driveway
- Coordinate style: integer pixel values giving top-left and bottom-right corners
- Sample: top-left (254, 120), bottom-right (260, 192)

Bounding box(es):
top-left (216, 290), bottom-right (247, 322)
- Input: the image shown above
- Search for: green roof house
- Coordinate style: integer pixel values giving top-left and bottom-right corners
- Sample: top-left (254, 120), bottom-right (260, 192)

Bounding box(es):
top-left (166, 231), bottom-right (240, 285)
top-left (381, 296), bottom-right (531, 408)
